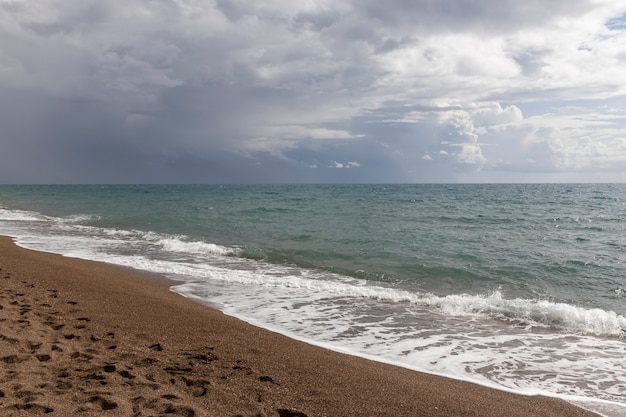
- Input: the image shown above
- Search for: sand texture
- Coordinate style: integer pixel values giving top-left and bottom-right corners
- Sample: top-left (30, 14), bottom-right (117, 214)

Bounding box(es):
top-left (0, 236), bottom-right (599, 416)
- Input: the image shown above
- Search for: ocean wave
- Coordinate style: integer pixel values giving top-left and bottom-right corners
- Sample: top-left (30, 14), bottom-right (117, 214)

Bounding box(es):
top-left (226, 271), bottom-right (624, 336)
top-left (229, 269), bottom-right (626, 336)
top-left (58, 213), bottom-right (102, 224)
top-left (0, 208), bottom-right (47, 222)
top-left (156, 237), bottom-right (239, 257)
top-left (425, 290), bottom-right (626, 337)
top-left (170, 259), bottom-right (626, 337)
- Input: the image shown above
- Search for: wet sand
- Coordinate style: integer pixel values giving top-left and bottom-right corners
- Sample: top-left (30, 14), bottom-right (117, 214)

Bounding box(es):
top-left (0, 236), bottom-right (598, 416)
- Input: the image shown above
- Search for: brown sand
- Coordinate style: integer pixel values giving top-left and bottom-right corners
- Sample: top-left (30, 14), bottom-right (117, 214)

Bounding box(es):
top-left (0, 236), bottom-right (599, 417)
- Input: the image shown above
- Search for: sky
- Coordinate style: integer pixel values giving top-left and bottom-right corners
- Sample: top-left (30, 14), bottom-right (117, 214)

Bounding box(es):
top-left (1, 0), bottom-right (626, 184)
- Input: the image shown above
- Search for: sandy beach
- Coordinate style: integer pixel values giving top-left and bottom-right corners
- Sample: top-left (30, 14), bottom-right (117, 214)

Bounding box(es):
top-left (0, 236), bottom-right (599, 416)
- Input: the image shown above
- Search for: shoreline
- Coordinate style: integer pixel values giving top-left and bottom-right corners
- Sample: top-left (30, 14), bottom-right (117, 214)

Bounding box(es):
top-left (0, 236), bottom-right (600, 416)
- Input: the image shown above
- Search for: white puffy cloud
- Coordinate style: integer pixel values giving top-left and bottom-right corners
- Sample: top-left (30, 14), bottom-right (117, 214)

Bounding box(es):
top-left (331, 161), bottom-right (360, 169)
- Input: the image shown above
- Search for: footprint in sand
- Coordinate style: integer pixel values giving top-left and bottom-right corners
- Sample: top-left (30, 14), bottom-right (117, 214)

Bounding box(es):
top-left (132, 395), bottom-right (196, 417)
top-left (2, 355), bottom-right (27, 364)
top-left (27, 341), bottom-right (42, 352)
top-left (87, 395), bottom-right (118, 411)
top-left (0, 334), bottom-right (19, 344)
top-left (277, 409), bottom-right (309, 417)
top-left (12, 403), bottom-right (54, 414)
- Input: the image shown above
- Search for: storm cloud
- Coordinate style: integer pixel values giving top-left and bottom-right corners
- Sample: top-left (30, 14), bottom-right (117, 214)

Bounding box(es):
top-left (1, 0), bottom-right (626, 183)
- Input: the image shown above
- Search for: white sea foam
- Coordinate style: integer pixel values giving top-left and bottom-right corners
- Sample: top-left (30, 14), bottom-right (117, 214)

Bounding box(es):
top-left (58, 213), bottom-right (101, 224)
top-left (0, 208), bottom-right (47, 222)
top-left (156, 237), bottom-right (238, 256)
top-left (164, 261), bottom-right (626, 337)
top-left (426, 291), bottom-right (626, 337)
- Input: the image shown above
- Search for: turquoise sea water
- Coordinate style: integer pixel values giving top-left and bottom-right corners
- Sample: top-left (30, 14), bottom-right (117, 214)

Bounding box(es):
top-left (0, 184), bottom-right (624, 415)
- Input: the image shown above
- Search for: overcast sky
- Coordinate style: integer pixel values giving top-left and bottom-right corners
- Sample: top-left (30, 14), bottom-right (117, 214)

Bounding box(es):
top-left (1, 0), bottom-right (626, 183)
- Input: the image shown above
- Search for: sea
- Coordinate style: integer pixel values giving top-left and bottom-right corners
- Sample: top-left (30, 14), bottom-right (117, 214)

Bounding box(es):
top-left (0, 184), bottom-right (624, 416)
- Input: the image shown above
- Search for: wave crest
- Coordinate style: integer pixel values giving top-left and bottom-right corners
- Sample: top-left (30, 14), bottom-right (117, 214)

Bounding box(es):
top-left (0, 208), bottom-right (46, 222)
top-left (157, 237), bottom-right (239, 257)
top-left (429, 291), bottom-right (625, 336)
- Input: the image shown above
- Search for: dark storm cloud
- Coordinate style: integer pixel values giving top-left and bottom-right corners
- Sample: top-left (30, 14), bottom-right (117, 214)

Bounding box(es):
top-left (354, 0), bottom-right (594, 33)
top-left (1, 0), bottom-right (626, 184)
